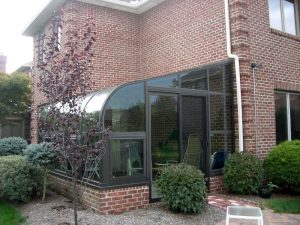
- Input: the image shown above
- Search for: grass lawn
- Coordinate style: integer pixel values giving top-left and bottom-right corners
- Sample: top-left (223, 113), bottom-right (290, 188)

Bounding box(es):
top-left (0, 201), bottom-right (25, 225)
top-left (263, 197), bottom-right (300, 214)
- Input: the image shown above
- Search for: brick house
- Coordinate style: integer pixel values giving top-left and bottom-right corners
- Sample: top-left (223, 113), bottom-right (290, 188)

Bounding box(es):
top-left (24, 0), bottom-right (300, 214)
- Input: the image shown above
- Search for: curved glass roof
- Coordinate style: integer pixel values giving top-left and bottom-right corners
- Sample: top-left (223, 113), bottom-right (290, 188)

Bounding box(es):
top-left (82, 87), bottom-right (117, 114)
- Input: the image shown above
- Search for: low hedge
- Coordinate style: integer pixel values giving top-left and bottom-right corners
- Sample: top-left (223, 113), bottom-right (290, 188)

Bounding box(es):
top-left (0, 137), bottom-right (27, 156)
top-left (264, 140), bottom-right (300, 193)
top-left (0, 155), bottom-right (42, 202)
top-left (224, 153), bottom-right (263, 194)
top-left (156, 163), bottom-right (207, 214)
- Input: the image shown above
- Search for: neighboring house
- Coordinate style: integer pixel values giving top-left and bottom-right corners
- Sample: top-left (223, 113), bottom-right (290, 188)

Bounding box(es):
top-left (14, 62), bottom-right (32, 77)
top-left (0, 115), bottom-right (31, 142)
top-left (0, 54), bottom-right (7, 73)
top-left (24, 0), bottom-right (300, 214)
top-left (0, 60), bottom-right (31, 142)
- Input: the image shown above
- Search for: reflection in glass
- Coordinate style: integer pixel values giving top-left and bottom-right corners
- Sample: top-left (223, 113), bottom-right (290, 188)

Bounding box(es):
top-left (275, 92), bottom-right (288, 144)
top-left (150, 94), bottom-right (179, 199)
top-left (104, 83), bottom-right (145, 132)
top-left (147, 74), bottom-right (179, 88)
top-left (209, 66), bottom-right (224, 92)
top-left (225, 64), bottom-right (232, 93)
top-left (210, 133), bottom-right (230, 170)
top-left (210, 95), bottom-right (225, 131)
top-left (225, 96), bottom-right (232, 129)
top-left (181, 69), bottom-right (207, 90)
top-left (182, 96), bottom-right (206, 172)
top-left (81, 90), bottom-right (112, 133)
top-left (269, 0), bottom-right (283, 31)
top-left (283, 0), bottom-right (296, 35)
top-left (111, 139), bottom-right (144, 178)
top-left (150, 95), bottom-right (179, 167)
top-left (290, 94), bottom-right (300, 140)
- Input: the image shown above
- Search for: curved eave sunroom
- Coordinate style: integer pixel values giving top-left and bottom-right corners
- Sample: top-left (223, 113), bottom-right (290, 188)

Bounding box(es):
top-left (39, 60), bottom-right (234, 199)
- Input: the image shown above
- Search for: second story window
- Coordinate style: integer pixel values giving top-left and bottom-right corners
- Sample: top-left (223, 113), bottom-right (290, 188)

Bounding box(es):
top-left (269, 0), bottom-right (299, 35)
top-left (38, 32), bottom-right (45, 64)
top-left (53, 16), bottom-right (62, 51)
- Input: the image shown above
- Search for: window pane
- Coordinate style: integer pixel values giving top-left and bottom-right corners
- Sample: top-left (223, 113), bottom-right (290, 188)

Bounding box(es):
top-left (147, 74), bottom-right (179, 88)
top-left (269, 0), bottom-right (283, 31)
top-left (111, 139), bottom-right (144, 178)
top-left (182, 96), bottom-right (206, 172)
top-left (283, 0), bottom-right (297, 35)
top-left (225, 96), bottom-right (233, 130)
top-left (84, 92), bottom-right (108, 122)
top-left (275, 92), bottom-right (288, 144)
top-left (150, 95), bottom-right (180, 166)
top-left (290, 94), bottom-right (300, 140)
top-left (104, 83), bottom-right (145, 132)
top-left (210, 133), bottom-right (230, 170)
top-left (209, 66), bottom-right (224, 92)
top-left (181, 69), bottom-right (207, 90)
top-left (210, 95), bottom-right (225, 131)
top-left (225, 64), bottom-right (232, 93)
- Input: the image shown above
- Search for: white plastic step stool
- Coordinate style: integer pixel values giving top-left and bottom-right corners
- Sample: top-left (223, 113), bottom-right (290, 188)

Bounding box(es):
top-left (226, 206), bottom-right (263, 225)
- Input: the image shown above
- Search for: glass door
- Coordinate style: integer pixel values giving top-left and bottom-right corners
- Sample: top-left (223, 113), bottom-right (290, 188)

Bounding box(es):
top-left (181, 95), bottom-right (207, 173)
top-left (149, 93), bottom-right (179, 200)
top-left (149, 93), bottom-right (207, 200)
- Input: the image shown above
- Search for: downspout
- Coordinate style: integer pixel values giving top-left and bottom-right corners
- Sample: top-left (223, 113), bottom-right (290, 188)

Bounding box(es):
top-left (224, 0), bottom-right (244, 152)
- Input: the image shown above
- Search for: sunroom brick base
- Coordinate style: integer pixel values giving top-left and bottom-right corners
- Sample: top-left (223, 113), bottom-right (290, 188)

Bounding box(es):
top-left (209, 175), bottom-right (225, 193)
top-left (49, 175), bottom-right (149, 215)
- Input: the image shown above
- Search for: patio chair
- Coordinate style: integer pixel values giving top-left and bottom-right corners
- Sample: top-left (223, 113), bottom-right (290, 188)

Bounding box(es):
top-left (211, 149), bottom-right (229, 170)
top-left (183, 134), bottom-right (201, 168)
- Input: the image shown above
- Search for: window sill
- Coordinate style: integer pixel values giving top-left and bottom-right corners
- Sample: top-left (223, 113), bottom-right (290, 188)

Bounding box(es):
top-left (270, 28), bottom-right (300, 41)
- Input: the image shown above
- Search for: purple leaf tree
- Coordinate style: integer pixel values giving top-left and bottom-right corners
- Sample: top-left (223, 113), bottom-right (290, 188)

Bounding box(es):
top-left (36, 9), bottom-right (110, 225)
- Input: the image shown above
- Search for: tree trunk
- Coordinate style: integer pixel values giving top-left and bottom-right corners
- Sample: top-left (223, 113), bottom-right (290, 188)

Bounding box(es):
top-left (72, 176), bottom-right (78, 225)
top-left (42, 168), bottom-right (47, 201)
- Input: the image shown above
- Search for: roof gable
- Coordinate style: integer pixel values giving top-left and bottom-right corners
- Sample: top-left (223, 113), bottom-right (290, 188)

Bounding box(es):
top-left (23, 0), bottom-right (165, 36)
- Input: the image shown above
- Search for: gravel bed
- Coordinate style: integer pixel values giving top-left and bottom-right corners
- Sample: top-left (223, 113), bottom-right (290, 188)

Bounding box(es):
top-left (19, 192), bottom-right (225, 225)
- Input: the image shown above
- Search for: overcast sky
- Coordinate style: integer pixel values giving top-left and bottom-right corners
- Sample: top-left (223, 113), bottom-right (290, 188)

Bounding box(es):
top-left (0, 0), bottom-right (51, 73)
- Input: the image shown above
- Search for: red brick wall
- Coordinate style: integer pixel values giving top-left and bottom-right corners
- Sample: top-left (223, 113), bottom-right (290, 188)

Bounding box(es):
top-left (50, 175), bottom-right (149, 214)
top-left (230, 0), bottom-right (300, 157)
top-left (31, 0), bottom-right (141, 143)
top-left (210, 175), bottom-right (225, 193)
top-left (140, 0), bottom-right (228, 78)
top-left (31, 0), bottom-right (300, 204)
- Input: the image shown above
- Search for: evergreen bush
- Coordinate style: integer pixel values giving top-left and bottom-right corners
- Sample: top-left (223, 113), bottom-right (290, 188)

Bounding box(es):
top-left (156, 163), bottom-right (207, 214)
top-left (23, 142), bottom-right (56, 200)
top-left (0, 155), bottom-right (42, 202)
top-left (224, 153), bottom-right (263, 194)
top-left (0, 137), bottom-right (27, 156)
top-left (264, 140), bottom-right (300, 193)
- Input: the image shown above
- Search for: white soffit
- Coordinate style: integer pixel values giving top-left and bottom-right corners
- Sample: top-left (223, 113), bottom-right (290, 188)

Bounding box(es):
top-left (76, 0), bottom-right (165, 14)
top-left (23, 0), bottom-right (165, 36)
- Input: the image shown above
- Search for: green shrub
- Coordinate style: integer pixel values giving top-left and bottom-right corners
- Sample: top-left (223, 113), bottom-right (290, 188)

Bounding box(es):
top-left (264, 140), bottom-right (300, 193)
top-left (23, 142), bottom-right (56, 167)
top-left (224, 153), bottom-right (263, 194)
top-left (23, 142), bottom-right (56, 200)
top-left (156, 163), bottom-right (207, 214)
top-left (0, 137), bottom-right (27, 156)
top-left (0, 155), bottom-right (42, 202)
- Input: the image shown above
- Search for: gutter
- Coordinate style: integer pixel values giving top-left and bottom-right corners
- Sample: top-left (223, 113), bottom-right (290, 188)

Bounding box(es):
top-left (224, 0), bottom-right (244, 152)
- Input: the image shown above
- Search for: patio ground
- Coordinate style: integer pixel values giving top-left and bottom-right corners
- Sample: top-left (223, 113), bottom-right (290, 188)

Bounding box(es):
top-left (209, 195), bottom-right (300, 225)
top-left (18, 192), bottom-right (300, 225)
